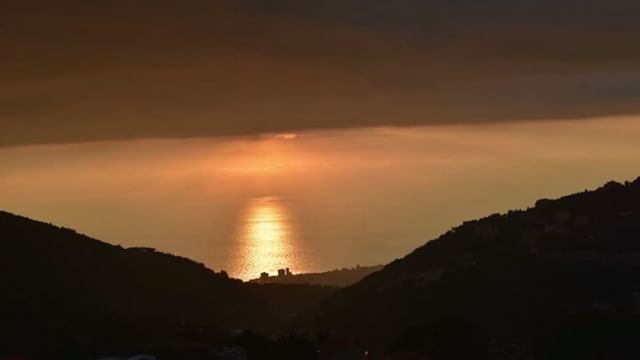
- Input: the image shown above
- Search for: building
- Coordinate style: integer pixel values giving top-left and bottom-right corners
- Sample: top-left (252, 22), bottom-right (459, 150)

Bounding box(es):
top-left (277, 268), bottom-right (292, 277)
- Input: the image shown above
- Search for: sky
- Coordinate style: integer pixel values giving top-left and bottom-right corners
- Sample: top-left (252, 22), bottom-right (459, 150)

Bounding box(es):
top-left (2, 0), bottom-right (640, 146)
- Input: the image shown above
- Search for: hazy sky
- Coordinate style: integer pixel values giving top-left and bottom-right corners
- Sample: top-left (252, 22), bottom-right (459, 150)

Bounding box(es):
top-left (1, 117), bottom-right (639, 278)
top-left (2, 0), bottom-right (640, 146)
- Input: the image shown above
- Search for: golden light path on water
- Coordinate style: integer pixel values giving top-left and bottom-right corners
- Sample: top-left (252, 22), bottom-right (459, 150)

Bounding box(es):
top-left (1, 117), bottom-right (640, 281)
top-left (231, 196), bottom-right (308, 280)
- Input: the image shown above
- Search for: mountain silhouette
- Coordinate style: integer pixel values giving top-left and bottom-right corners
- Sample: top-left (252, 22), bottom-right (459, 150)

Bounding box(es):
top-left (299, 177), bottom-right (640, 358)
top-left (250, 265), bottom-right (384, 287)
top-left (3, 177), bottom-right (640, 358)
top-left (0, 211), bottom-right (335, 357)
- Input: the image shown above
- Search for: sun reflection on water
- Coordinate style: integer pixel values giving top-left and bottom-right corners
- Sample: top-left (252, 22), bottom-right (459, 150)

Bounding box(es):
top-left (232, 196), bottom-right (305, 280)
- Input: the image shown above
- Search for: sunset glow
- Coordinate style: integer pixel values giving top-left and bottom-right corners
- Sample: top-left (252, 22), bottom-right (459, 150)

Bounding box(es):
top-left (1, 117), bottom-right (640, 279)
top-left (5, 0), bottom-right (640, 355)
top-left (232, 196), bottom-right (306, 280)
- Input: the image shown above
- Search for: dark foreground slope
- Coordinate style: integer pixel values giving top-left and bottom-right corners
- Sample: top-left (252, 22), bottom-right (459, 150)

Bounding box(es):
top-left (301, 178), bottom-right (640, 358)
top-left (0, 212), bottom-right (335, 357)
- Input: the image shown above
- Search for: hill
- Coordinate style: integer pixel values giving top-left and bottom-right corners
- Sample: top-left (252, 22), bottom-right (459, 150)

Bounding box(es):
top-left (0, 211), bottom-right (335, 357)
top-left (249, 265), bottom-right (384, 287)
top-left (300, 178), bottom-right (640, 359)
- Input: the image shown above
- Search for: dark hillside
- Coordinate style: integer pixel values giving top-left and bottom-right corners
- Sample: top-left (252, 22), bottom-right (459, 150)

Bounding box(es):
top-left (0, 211), bottom-right (335, 357)
top-left (301, 178), bottom-right (640, 358)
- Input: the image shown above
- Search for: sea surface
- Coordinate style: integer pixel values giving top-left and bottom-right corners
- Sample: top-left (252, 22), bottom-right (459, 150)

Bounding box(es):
top-left (1, 117), bottom-right (639, 279)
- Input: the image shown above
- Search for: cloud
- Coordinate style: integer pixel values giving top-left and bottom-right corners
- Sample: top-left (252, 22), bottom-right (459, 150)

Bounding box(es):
top-left (0, 95), bottom-right (54, 115)
top-left (1, 0), bottom-right (640, 146)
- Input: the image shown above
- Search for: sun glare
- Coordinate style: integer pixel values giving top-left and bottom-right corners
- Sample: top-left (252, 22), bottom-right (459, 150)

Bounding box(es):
top-left (232, 196), bottom-right (301, 280)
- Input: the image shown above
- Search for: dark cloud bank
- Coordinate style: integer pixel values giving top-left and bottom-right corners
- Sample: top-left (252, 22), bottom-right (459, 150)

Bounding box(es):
top-left (1, 0), bottom-right (640, 146)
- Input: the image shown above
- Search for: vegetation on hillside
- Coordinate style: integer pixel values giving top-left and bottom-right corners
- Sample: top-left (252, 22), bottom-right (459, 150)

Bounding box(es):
top-left (300, 178), bottom-right (640, 358)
